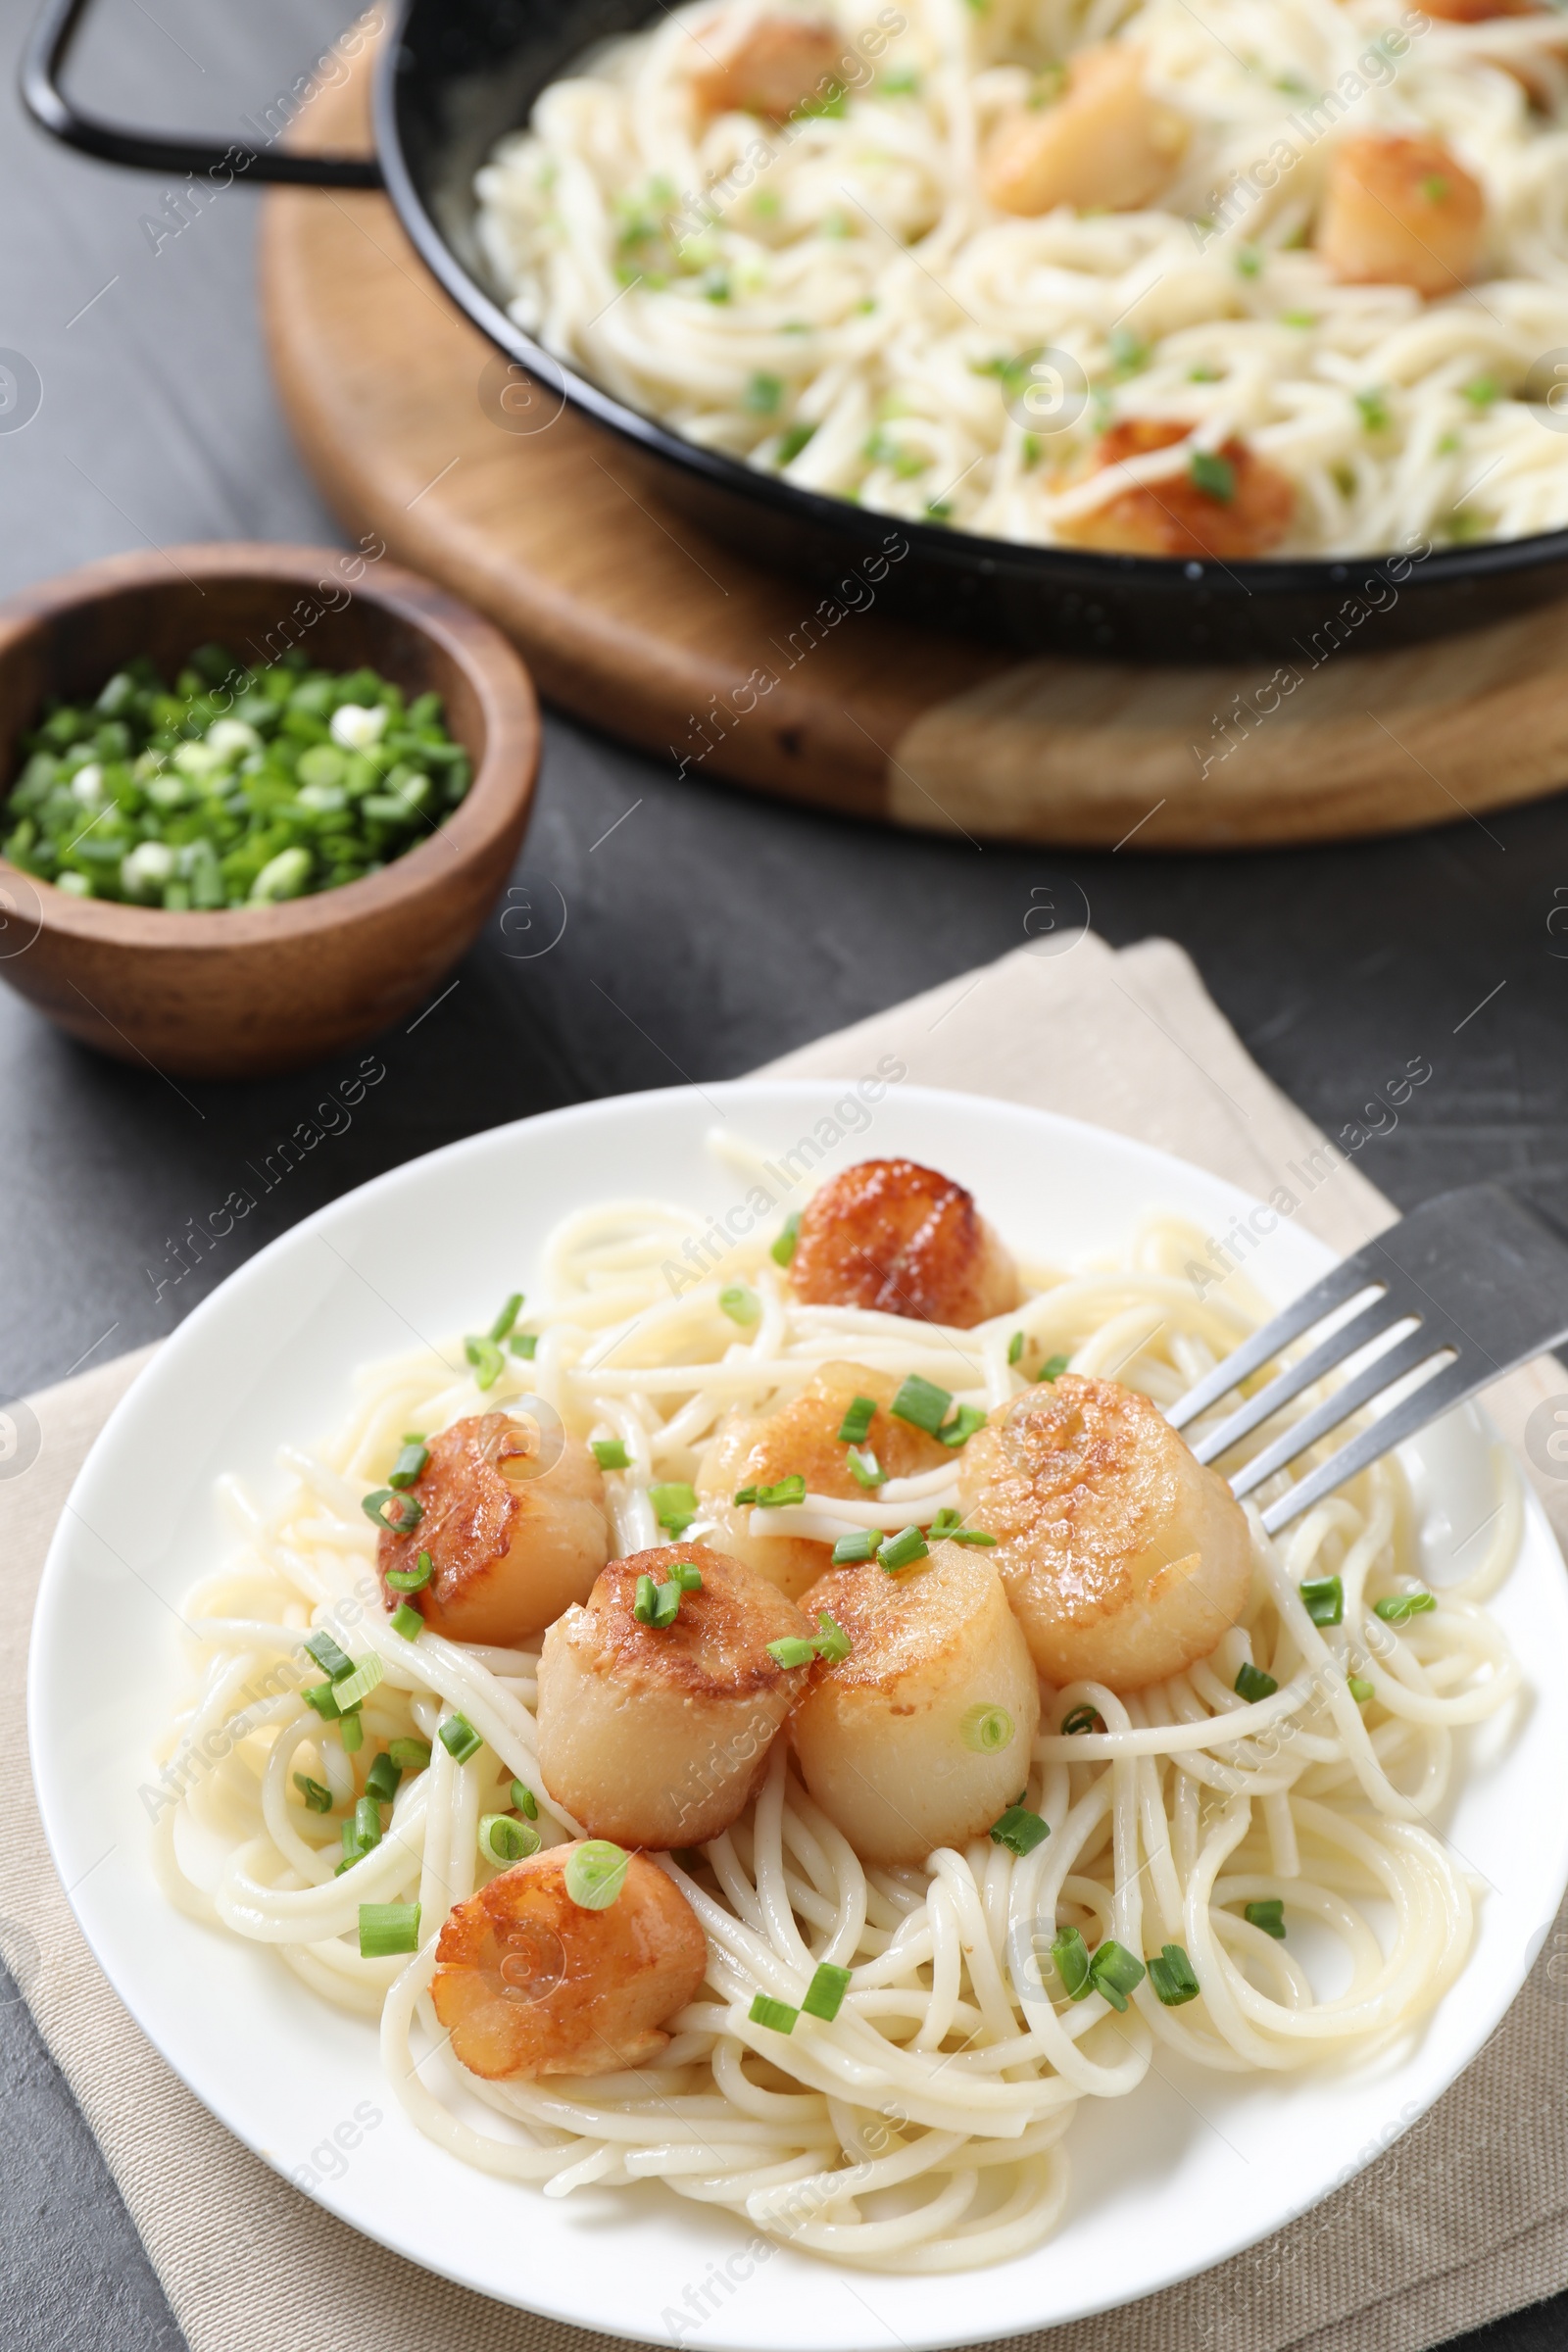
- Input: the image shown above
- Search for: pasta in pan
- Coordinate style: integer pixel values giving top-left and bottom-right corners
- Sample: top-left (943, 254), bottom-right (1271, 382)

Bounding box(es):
top-left (473, 0), bottom-right (1568, 559)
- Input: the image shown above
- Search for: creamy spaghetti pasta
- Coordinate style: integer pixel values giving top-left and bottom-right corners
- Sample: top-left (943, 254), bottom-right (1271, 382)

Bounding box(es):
top-left (152, 1154), bottom-right (1521, 2272)
top-left (473, 0), bottom-right (1568, 557)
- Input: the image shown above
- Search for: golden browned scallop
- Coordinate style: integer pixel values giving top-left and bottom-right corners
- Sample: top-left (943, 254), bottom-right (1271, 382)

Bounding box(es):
top-left (982, 45), bottom-right (1190, 217)
top-left (1056, 420), bottom-right (1295, 560)
top-left (698, 1361), bottom-right (954, 1600)
top-left (957, 1374), bottom-right (1251, 1691)
top-left (536, 1544), bottom-right (811, 1847)
top-left (790, 1544), bottom-right (1040, 1865)
top-left (377, 1412), bottom-right (609, 1646)
top-left (431, 1843), bottom-right (709, 2080)
top-left (789, 1159), bottom-right (1021, 1328)
top-left (1317, 134), bottom-right (1485, 297)
top-left (691, 15), bottom-right (844, 121)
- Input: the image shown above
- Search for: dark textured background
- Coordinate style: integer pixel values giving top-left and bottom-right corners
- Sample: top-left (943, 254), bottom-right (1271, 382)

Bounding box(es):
top-left (3, 0), bottom-right (1567, 2343)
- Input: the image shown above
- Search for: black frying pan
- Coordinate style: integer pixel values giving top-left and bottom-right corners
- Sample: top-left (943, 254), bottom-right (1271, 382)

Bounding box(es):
top-left (24, 0), bottom-right (1568, 659)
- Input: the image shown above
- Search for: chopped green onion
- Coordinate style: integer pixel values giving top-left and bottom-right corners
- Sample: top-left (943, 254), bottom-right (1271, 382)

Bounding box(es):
top-left (1147, 1942), bottom-right (1200, 2006)
top-left (302, 1681), bottom-right (343, 1722)
top-left (771, 1211), bottom-right (802, 1266)
top-left (509, 1331), bottom-right (538, 1359)
top-left (671, 1562), bottom-right (704, 1592)
top-left (1463, 373), bottom-right (1500, 409)
top-left (1299, 1575), bottom-right (1344, 1627)
top-left (837, 1395), bottom-right (877, 1446)
top-left (1234, 1662), bottom-right (1278, 1703)
top-left (293, 1772), bottom-right (332, 1814)
top-left (1234, 244), bottom-right (1262, 279)
top-left (749, 1992), bottom-right (798, 2033)
top-left (719, 1283), bottom-right (761, 1326)
top-left (1190, 450), bottom-right (1236, 503)
top-left (389, 1737), bottom-right (432, 1771)
top-left (564, 1839), bottom-right (629, 1910)
top-left (813, 1610), bottom-right (851, 1665)
top-left (634, 1574), bottom-right (684, 1629)
top-left (1245, 1898), bottom-right (1287, 1939)
top-left (847, 1446), bottom-right (883, 1489)
top-left (1061, 1704), bottom-right (1104, 1736)
top-left (303, 1629), bottom-right (354, 1681)
top-left (385, 1548), bottom-right (433, 1593)
top-left (479, 1812), bottom-right (540, 1866)
top-left (511, 1779), bottom-right (539, 1817)
top-left (439, 1712), bottom-right (483, 1765)
top-left (465, 1334), bottom-right (505, 1391)
top-left (1354, 386), bottom-right (1392, 433)
top-left (353, 1793), bottom-right (383, 1851)
top-left (928, 1507), bottom-right (997, 1547)
top-left (387, 1440), bottom-right (428, 1490)
top-left (748, 1473), bottom-right (807, 1509)
top-left (1051, 1925), bottom-right (1092, 1999)
top-left (650, 1481), bottom-right (700, 1536)
top-left (832, 1530), bottom-right (875, 1564)
top-left (1088, 1938), bottom-right (1146, 2011)
top-left (332, 1656), bottom-right (384, 1712)
top-left (1037, 1353), bottom-right (1070, 1383)
top-left (960, 1703), bottom-right (1015, 1754)
top-left (890, 1374), bottom-right (953, 1437)
top-left (744, 371), bottom-right (784, 416)
top-left (1007, 1331), bottom-right (1025, 1366)
top-left (767, 1636), bottom-right (818, 1668)
top-left (365, 1752), bottom-right (402, 1803)
top-left (359, 1901), bottom-right (420, 1957)
top-left (401, 1431), bottom-right (424, 1446)
top-left (1420, 172), bottom-right (1450, 203)
top-left (339, 1711), bottom-right (364, 1754)
top-left (802, 1962), bottom-right (852, 2021)
top-left (390, 1600), bottom-right (424, 1641)
top-left (592, 1438), bottom-right (630, 1471)
top-left (488, 1291), bottom-right (524, 1343)
top-left (877, 1525), bottom-right (929, 1575)
top-left (1374, 1591), bottom-right (1437, 1622)
top-left (990, 1804), bottom-right (1050, 1856)
top-left (939, 1404), bottom-right (987, 1448)
top-left (363, 1486), bottom-right (422, 1534)
top-left (1348, 1676), bottom-right (1375, 1703)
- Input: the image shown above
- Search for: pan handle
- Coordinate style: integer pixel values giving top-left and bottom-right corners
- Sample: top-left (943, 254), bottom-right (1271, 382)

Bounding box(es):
top-left (20, 0), bottom-right (384, 187)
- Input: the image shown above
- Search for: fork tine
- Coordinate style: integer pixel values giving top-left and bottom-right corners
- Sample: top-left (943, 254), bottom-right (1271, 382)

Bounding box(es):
top-left (1228, 1326), bottom-right (1452, 1501)
top-left (1188, 1292), bottom-right (1409, 1467)
top-left (1165, 1250), bottom-right (1392, 1432)
top-left (1258, 1356), bottom-right (1476, 1534)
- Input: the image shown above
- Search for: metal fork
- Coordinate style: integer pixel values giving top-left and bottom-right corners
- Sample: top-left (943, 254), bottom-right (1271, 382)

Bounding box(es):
top-left (1165, 1184), bottom-right (1568, 1534)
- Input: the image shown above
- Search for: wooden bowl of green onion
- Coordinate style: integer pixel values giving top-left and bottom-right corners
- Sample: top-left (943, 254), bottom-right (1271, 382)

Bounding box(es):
top-left (0, 543), bottom-right (539, 1078)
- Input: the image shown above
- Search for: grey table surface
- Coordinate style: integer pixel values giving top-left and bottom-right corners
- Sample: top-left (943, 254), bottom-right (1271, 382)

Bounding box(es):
top-left (4, 1), bottom-right (1568, 2345)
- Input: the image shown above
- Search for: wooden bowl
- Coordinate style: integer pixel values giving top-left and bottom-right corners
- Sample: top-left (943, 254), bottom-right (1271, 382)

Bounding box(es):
top-left (0, 544), bottom-right (540, 1078)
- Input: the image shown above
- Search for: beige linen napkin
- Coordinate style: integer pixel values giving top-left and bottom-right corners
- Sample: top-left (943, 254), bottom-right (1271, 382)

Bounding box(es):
top-left (5, 931), bottom-right (1567, 2352)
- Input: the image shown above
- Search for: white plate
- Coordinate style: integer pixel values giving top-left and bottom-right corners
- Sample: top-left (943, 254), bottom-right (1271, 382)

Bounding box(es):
top-left (29, 1082), bottom-right (1568, 2351)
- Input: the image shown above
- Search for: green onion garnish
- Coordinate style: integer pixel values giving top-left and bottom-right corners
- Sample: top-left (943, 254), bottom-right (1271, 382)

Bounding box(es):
top-left (939, 1404), bottom-right (987, 1448)
top-left (878, 1525), bottom-right (929, 1575)
top-left (1037, 1353), bottom-right (1070, 1383)
top-left (771, 1211), bottom-right (801, 1266)
top-left (838, 1395), bottom-right (877, 1446)
top-left (389, 1737), bottom-right (432, 1771)
top-left (385, 1549), bottom-right (433, 1593)
top-left (634, 1574), bottom-right (684, 1629)
top-left (766, 1636), bottom-right (817, 1668)
top-left (488, 1291), bottom-right (524, 1343)
top-left (359, 1901), bottom-right (420, 1957)
top-left (928, 1508), bottom-right (997, 1546)
top-left (990, 1804), bottom-right (1050, 1856)
top-left (363, 1486), bottom-right (422, 1534)
top-left (304, 1629), bottom-right (354, 1680)
top-left (332, 1656), bottom-right (384, 1712)
top-left (801, 1963), bottom-right (852, 2022)
top-left (353, 1793), bottom-right (383, 1852)
top-left (364, 1752), bottom-right (402, 1803)
top-left (509, 1331), bottom-right (538, 1359)
top-left (1061, 1704), bottom-right (1104, 1736)
top-left (832, 1530), bottom-right (875, 1564)
top-left (814, 1610), bottom-right (851, 1664)
top-left (960, 1703), bottom-right (1015, 1754)
top-left (293, 1773), bottom-right (332, 1813)
top-left (387, 1440), bottom-right (428, 1491)
top-left (592, 1438), bottom-right (630, 1471)
top-left (891, 1374), bottom-right (953, 1437)
top-left (479, 1812), bottom-right (540, 1866)
top-left (1147, 1942), bottom-right (1200, 2006)
top-left (1245, 1898), bottom-right (1287, 1939)
top-left (465, 1334), bottom-right (505, 1391)
top-left (847, 1446), bottom-right (883, 1489)
top-left (1299, 1575), bottom-right (1344, 1626)
top-left (511, 1779), bottom-right (539, 1817)
top-left (1348, 1676), bottom-right (1375, 1703)
top-left (1088, 1938), bottom-right (1146, 2011)
top-left (1052, 1925), bottom-right (1092, 1998)
top-left (302, 1681), bottom-right (343, 1722)
top-left (1235, 1662), bottom-right (1278, 1703)
top-left (749, 1474), bottom-right (807, 1509)
top-left (1374, 1591), bottom-right (1437, 1622)
top-left (650, 1481), bottom-right (700, 1536)
top-left (390, 1600), bottom-right (423, 1641)
top-left (671, 1562), bottom-right (704, 1592)
top-left (749, 1992), bottom-right (798, 2033)
top-left (339, 1712), bottom-right (364, 1754)
top-left (439, 1712), bottom-right (483, 1765)
top-left (564, 1839), bottom-right (629, 1910)
top-left (1007, 1331), bottom-right (1024, 1366)
top-left (719, 1284), bottom-right (761, 1326)
top-left (1190, 449), bottom-right (1237, 503)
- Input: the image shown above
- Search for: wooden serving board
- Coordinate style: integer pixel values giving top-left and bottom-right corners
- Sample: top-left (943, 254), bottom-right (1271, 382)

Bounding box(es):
top-left (261, 50), bottom-right (1568, 848)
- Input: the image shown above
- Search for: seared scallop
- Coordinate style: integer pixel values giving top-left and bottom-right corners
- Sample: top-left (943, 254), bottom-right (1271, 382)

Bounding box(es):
top-left (1317, 135), bottom-right (1485, 297)
top-left (789, 1159), bottom-right (1021, 1327)
top-left (982, 46), bottom-right (1190, 218)
top-left (1057, 421), bottom-right (1295, 560)
top-left (790, 1544), bottom-right (1040, 1866)
top-left (431, 1843), bottom-right (709, 2080)
top-left (698, 1361), bottom-right (953, 1600)
top-left (958, 1374), bottom-right (1252, 1691)
top-left (377, 1411), bottom-right (609, 1645)
top-left (691, 15), bottom-right (843, 121)
top-left (536, 1544), bottom-right (811, 1847)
